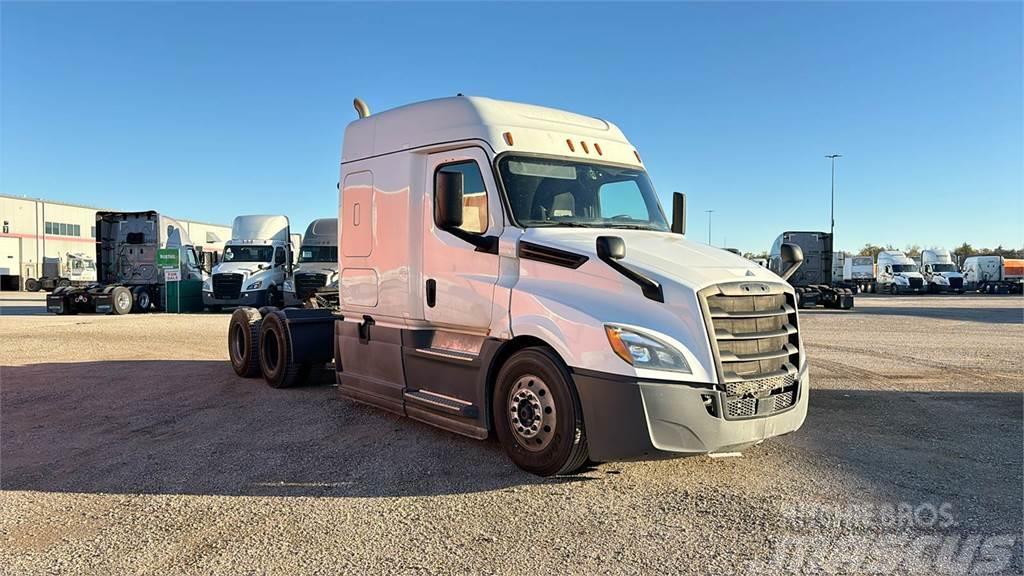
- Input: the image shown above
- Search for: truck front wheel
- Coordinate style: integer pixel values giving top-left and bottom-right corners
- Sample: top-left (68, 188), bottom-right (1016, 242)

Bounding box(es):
top-left (25, 278), bottom-right (41, 292)
top-left (259, 311), bottom-right (310, 388)
top-left (492, 347), bottom-right (589, 477)
top-left (228, 307), bottom-right (262, 378)
top-left (132, 287), bottom-right (151, 312)
top-left (111, 286), bottom-right (133, 315)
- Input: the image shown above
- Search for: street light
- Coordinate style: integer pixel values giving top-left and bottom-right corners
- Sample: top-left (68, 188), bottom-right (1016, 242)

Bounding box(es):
top-left (705, 209), bottom-right (715, 245)
top-left (825, 154), bottom-right (842, 237)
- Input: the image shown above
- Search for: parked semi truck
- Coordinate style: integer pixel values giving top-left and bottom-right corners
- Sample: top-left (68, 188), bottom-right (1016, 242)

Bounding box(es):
top-left (284, 218), bottom-right (339, 307)
top-left (876, 250), bottom-right (925, 294)
top-left (203, 215), bottom-right (293, 311)
top-left (769, 231), bottom-right (854, 309)
top-left (46, 211), bottom-right (206, 314)
top-left (225, 95), bottom-right (810, 476)
top-left (25, 252), bottom-right (97, 292)
top-left (920, 249), bottom-right (964, 293)
top-left (842, 255), bottom-right (875, 293)
top-left (962, 255), bottom-right (1024, 294)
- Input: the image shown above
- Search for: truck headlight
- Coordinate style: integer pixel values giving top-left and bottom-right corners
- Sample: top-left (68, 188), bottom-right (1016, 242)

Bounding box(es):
top-left (283, 279), bottom-right (294, 292)
top-left (605, 325), bottom-right (691, 374)
top-left (202, 278), bottom-right (212, 292)
top-left (246, 280), bottom-right (263, 290)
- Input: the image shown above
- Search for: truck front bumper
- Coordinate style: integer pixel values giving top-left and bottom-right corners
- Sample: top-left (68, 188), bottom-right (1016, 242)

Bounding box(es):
top-left (203, 290), bottom-right (270, 309)
top-left (573, 365), bottom-right (809, 462)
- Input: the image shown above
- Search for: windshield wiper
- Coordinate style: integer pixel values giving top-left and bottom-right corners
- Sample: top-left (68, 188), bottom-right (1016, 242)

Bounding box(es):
top-left (532, 221), bottom-right (593, 228)
top-left (604, 224), bottom-right (659, 230)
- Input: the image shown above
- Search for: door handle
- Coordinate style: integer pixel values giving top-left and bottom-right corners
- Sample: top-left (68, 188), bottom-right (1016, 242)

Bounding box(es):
top-left (425, 279), bottom-right (436, 308)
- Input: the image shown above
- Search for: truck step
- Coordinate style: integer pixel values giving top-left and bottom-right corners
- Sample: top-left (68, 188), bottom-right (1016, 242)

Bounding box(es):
top-left (404, 389), bottom-right (479, 419)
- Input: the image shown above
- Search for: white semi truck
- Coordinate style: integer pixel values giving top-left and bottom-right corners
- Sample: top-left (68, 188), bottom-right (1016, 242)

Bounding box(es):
top-left (920, 249), bottom-right (964, 293)
top-left (876, 250), bottom-right (925, 294)
top-left (25, 252), bottom-right (97, 292)
top-left (203, 215), bottom-right (293, 311)
top-left (284, 218), bottom-right (339, 307)
top-left (226, 96), bottom-right (809, 476)
top-left (962, 255), bottom-right (1024, 294)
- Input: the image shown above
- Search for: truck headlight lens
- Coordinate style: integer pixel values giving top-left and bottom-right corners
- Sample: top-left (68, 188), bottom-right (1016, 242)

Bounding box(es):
top-left (246, 280), bottom-right (263, 290)
top-left (605, 325), bottom-right (691, 373)
top-left (202, 278), bottom-right (211, 292)
top-left (283, 279), bottom-right (294, 292)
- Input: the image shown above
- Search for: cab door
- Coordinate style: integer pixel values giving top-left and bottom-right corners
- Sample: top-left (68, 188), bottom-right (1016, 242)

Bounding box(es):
top-left (421, 147), bottom-right (502, 331)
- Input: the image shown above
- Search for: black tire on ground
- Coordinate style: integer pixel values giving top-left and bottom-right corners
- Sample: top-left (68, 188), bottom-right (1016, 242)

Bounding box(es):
top-left (259, 311), bottom-right (310, 388)
top-left (25, 278), bottom-right (41, 292)
top-left (131, 286), bottom-right (151, 313)
top-left (492, 347), bottom-right (589, 477)
top-left (890, 284), bottom-right (897, 295)
top-left (110, 286), bottom-right (133, 315)
top-left (228, 307), bottom-right (263, 378)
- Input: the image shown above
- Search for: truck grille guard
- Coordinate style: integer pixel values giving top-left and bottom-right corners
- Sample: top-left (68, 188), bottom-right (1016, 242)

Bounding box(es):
top-left (698, 282), bottom-right (803, 420)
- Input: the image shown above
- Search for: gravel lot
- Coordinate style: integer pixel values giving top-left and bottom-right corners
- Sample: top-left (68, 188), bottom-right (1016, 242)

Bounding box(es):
top-left (2, 292), bottom-right (1022, 575)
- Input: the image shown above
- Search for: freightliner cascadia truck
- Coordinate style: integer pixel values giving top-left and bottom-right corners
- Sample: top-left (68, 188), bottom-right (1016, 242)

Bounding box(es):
top-left (46, 211), bottom-right (206, 315)
top-left (203, 215), bottom-right (293, 311)
top-left (283, 218), bottom-right (339, 307)
top-left (226, 96), bottom-right (809, 476)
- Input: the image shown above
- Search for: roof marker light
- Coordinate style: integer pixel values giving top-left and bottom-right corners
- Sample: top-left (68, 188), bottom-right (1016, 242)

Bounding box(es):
top-left (566, 139), bottom-right (575, 152)
top-left (594, 143), bottom-right (603, 156)
top-left (581, 141), bottom-right (590, 154)
top-left (503, 131), bottom-right (514, 146)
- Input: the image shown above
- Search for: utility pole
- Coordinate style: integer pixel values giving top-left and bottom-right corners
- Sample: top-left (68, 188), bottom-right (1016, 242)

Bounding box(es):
top-left (825, 154), bottom-right (842, 238)
top-left (705, 210), bottom-right (714, 245)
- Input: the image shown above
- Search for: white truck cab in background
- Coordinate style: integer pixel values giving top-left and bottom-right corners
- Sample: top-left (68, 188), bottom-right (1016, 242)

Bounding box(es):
top-left (842, 255), bottom-right (876, 293)
top-left (204, 215), bottom-right (293, 310)
top-left (920, 249), bottom-right (964, 293)
top-left (876, 250), bottom-right (925, 294)
top-left (229, 96), bottom-right (810, 476)
top-left (284, 218), bottom-right (339, 307)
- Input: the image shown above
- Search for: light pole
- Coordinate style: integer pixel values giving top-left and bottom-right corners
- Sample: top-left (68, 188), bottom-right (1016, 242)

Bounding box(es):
top-left (825, 154), bottom-right (842, 238)
top-left (705, 210), bottom-right (714, 245)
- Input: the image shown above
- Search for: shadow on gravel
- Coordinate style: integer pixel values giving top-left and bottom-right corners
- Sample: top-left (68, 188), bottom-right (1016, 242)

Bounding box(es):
top-left (0, 361), bottom-right (593, 498)
top-left (805, 306), bottom-right (1023, 324)
top-left (794, 388), bottom-right (1023, 534)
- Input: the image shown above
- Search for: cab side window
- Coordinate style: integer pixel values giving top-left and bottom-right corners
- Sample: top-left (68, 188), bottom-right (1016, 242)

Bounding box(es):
top-left (435, 161), bottom-right (488, 234)
top-left (275, 247), bottom-right (285, 266)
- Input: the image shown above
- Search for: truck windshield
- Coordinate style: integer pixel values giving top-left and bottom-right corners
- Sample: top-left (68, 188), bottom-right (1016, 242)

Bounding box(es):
top-left (497, 156), bottom-right (669, 231)
top-left (931, 264), bottom-right (957, 272)
top-left (223, 245), bottom-right (273, 263)
top-left (299, 246), bottom-right (338, 263)
top-left (892, 264), bottom-right (918, 273)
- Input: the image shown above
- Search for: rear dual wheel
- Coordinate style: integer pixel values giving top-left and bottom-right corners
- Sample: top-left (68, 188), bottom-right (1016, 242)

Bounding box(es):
top-left (493, 348), bottom-right (588, 477)
top-left (228, 307), bottom-right (262, 377)
top-left (259, 311), bottom-right (311, 388)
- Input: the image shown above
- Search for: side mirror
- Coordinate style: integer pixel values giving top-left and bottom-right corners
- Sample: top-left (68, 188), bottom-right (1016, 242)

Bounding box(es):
top-left (671, 192), bottom-right (686, 235)
top-left (778, 242), bottom-right (804, 281)
top-left (596, 236), bottom-right (626, 260)
top-left (435, 170), bottom-right (464, 229)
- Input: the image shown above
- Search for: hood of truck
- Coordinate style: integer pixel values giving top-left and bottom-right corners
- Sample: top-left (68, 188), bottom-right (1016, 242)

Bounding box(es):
top-left (212, 262), bottom-right (269, 278)
top-left (520, 228), bottom-right (782, 290)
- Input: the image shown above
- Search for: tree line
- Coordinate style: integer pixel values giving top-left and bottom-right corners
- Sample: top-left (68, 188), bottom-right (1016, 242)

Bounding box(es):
top-left (855, 243), bottom-right (1024, 260)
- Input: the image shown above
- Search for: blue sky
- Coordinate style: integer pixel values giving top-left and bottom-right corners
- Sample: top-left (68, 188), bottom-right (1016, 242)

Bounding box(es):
top-left (2, 2), bottom-right (1021, 253)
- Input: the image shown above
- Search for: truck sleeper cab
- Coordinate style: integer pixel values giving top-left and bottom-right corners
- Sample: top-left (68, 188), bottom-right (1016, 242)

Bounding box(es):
top-left (230, 96), bottom-right (809, 476)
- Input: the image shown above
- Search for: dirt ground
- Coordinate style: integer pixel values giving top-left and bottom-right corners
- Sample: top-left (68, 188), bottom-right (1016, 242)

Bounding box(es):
top-left (1, 292), bottom-right (1022, 575)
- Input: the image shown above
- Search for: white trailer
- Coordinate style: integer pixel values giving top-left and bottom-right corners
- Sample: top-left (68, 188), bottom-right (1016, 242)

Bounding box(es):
top-left (226, 96), bottom-right (809, 476)
top-left (842, 255), bottom-right (875, 293)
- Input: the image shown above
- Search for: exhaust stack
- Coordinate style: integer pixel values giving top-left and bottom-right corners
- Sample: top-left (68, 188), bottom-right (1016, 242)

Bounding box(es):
top-left (353, 98), bottom-right (370, 119)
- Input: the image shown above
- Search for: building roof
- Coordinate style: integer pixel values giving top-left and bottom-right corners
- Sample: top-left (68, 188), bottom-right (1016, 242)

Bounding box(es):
top-left (0, 193), bottom-right (230, 229)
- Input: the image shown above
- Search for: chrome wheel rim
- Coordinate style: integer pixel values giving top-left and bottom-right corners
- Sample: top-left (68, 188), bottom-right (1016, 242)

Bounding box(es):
top-left (508, 374), bottom-right (556, 452)
top-left (116, 291), bottom-right (132, 310)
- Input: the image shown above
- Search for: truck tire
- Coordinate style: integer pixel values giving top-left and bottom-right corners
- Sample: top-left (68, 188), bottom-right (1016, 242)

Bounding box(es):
top-left (25, 278), bottom-right (41, 292)
top-left (228, 307), bottom-right (263, 378)
top-left (259, 311), bottom-right (310, 388)
top-left (111, 286), bottom-right (133, 315)
top-left (132, 287), bottom-right (151, 313)
top-left (492, 347), bottom-right (589, 477)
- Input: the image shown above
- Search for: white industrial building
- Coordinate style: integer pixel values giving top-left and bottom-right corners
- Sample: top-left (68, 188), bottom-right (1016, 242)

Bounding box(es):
top-left (0, 194), bottom-right (232, 291)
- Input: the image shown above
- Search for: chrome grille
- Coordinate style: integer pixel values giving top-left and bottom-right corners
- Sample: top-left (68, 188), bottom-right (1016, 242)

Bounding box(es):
top-left (701, 282), bottom-right (802, 420)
